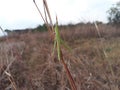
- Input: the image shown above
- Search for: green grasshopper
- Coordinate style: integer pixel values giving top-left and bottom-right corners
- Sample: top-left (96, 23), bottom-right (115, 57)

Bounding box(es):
top-left (53, 17), bottom-right (71, 61)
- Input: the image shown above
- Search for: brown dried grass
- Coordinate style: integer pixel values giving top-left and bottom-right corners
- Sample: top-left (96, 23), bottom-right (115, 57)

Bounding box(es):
top-left (0, 26), bottom-right (120, 89)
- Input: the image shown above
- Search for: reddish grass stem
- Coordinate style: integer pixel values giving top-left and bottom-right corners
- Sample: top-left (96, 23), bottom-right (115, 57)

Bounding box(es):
top-left (60, 50), bottom-right (77, 90)
top-left (33, 0), bottom-right (77, 89)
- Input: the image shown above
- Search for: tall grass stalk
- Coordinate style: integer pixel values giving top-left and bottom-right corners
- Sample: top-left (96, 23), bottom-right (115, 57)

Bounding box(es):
top-left (94, 22), bottom-right (115, 82)
top-left (33, 0), bottom-right (54, 40)
top-left (0, 26), bottom-right (5, 35)
top-left (33, 0), bottom-right (77, 90)
top-left (5, 71), bottom-right (17, 90)
top-left (0, 26), bottom-right (9, 43)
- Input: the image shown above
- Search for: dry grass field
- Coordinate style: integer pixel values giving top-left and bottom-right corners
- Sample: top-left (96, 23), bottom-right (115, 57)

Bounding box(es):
top-left (0, 23), bottom-right (120, 90)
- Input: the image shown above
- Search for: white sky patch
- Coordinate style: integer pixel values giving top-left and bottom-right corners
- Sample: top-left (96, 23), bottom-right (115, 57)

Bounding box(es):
top-left (0, 0), bottom-right (119, 30)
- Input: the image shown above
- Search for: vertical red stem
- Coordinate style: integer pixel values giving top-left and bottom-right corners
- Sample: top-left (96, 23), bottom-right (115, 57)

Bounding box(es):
top-left (60, 51), bottom-right (77, 90)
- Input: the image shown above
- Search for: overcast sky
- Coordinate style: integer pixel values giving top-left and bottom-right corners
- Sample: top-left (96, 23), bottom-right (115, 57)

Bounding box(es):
top-left (0, 0), bottom-right (119, 32)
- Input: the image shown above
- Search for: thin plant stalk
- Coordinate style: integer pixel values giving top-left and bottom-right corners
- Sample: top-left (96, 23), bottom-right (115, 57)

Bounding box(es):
top-left (5, 71), bottom-right (17, 90)
top-left (33, 0), bottom-right (77, 90)
top-left (94, 22), bottom-right (115, 79)
top-left (60, 50), bottom-right (77, 90)
top-left (43, 0), bottom-right (54, 28)
top-left (54, 16), bottom-right (77, 90)
top-left (33, 0), bottom-right (46, 23)
top-left (0, 26), bottom-right (8, 41)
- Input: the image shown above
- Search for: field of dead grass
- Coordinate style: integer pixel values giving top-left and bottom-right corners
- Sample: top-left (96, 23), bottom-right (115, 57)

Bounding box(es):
top-left (0, 24), bottom-right (120, 90)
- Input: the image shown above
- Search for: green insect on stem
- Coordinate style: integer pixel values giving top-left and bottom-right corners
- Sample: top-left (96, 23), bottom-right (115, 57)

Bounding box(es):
top-left (53, 16), bottom-right (72, 61)
top-left (55, 21), bottom-right (61, 61)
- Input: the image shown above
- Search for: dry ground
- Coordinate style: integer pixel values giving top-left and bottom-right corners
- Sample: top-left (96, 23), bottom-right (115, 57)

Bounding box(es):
top-left (0, 24), bottom-right (120, 90)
